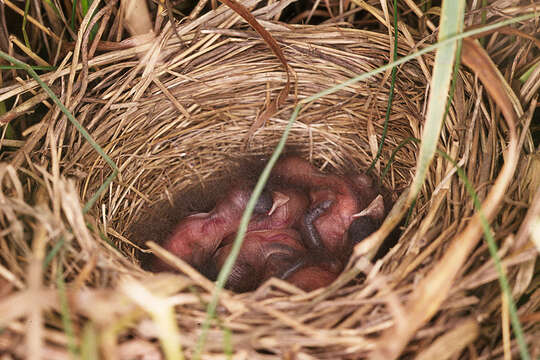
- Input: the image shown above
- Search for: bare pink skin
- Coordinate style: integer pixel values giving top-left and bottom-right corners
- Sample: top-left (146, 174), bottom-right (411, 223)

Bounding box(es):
top-left (347, 173), bottom-right (380, 210)
top-left (213, 229), bottom-right (306, 292)
top-left (149, 182), bottom-right (270, 272)
top-left (271, 156), bottom-right (359, 256)
top-left (219, 186), bottom-right (309, 242)
top-left (284, 265), bottom-right (339, 292)
top-left (261, 187), bottom-right (309, 229)
top-left (149, 182), bottom-right (309, 273)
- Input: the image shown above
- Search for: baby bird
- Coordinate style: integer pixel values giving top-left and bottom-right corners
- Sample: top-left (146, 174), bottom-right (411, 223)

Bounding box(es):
top-left (146, 156), bottom-right (391, 295)
top-left (212, 229), bottom-right (306, 292)
top-left (148, 182), bottom-right (275, 272)
top-left (247, 186), bottom-right (309, 232)
top-left (284, 265), bottom-right (339, 292)
top-left (272, 156), bottom-right (360, 258)
top-left (347, 194), bottom-right (386, 249)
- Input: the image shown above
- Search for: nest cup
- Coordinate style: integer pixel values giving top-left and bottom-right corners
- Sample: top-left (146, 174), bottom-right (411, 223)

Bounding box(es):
top-left (80, 25), bottom-right (421, 262)
top-left (2, 4), bottom-right (538, 359)
top-left (77, 21), bottom-right (423, 351)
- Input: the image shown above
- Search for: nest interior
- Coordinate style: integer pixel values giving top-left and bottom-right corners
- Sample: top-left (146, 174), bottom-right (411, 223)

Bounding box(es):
top-left (68, 24), bottom-right (426, 253)
top-left (0, 3), bottom-right (538, 359)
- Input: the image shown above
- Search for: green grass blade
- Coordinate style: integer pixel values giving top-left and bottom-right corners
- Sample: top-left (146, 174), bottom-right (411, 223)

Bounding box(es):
top-left (0, 51), bottom-right (119, 213)
top-left (519, 61), bottom-right (539, 83)
top-left (42, 237), bottom-right (65, 270)
top-left (381, 137), bottom-right (419, 181)
top-left (79, 0), bottom-right (99, 41)
top-left (22, 0), bottom-right (32, 48)
top-left (57, 262), bottom-right (79, 357)
top-left (81, 322), bottom-right (99, 360)
top-left (71, 0), bottom-right (78, 30)
top-left (368, 0), bottom-right (399, 172)
top-left (381, 134), bottom-right (529, 357)
top-left (407, 0), bottom-right (465, 205)
top-left (480, 0), bottom-right (488, 46)
top-left (193, 106), bottom-right (302, 359)
top-left (81, 0), bottom-right (90, 15)
top-left (0, 65), bottom-right (57, 71)
top-left (42, 0), bottom-right (60, 15)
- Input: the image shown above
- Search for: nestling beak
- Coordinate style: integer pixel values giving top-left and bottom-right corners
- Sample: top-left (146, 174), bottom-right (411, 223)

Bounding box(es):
top-left (352, 194), bottom-right (384, 220)
top-left (268, 191), bottom-right (290, 215)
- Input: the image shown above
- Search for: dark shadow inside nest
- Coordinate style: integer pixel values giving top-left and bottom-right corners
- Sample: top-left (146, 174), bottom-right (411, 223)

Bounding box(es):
top-left (130, 153), bottom-right (400, 293)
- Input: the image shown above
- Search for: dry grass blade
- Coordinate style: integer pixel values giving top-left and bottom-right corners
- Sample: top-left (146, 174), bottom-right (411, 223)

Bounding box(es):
top-left (120, 277), bottom-right (184, 360)
top-left (216, 0), bottom-right (292, 145)
top-left (121, 0), bottom-right (153, 37)
top-left (415, 319), bottom-right (479, 360)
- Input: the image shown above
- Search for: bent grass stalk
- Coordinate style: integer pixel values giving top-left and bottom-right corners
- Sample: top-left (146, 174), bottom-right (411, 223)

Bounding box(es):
top-left (57, 261), bottom-right (78, 357)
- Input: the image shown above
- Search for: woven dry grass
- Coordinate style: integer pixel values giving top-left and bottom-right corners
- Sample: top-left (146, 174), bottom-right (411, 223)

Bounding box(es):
top-left (0, 1), bottom-right (539, 359)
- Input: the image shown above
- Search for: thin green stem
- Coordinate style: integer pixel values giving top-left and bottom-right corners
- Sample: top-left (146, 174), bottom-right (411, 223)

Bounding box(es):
top-left (71, 0), bottom-right (78, 31)
top-left (437, 150), bottom-right (530, 360)
top-left (299, 13), bottom-right (536, 105)
top-left (368, 0), bottom-right (399, 172)
top-left (381, 137), bottom-right (419, 181)
top-left (0, 51), bottom-right (119, 214)
top-left (0, 65), bottom-right (57, 71)
top-left (480, 0), bottom-right (488, 46)
top-left (22, 0), bottom-right (31, 48)
top-left (42, 237), bottom-right (65, 270)
top-left (57, 261), bottom-right (78, 356)
top-left (193, 106), bottom-right (302, 359)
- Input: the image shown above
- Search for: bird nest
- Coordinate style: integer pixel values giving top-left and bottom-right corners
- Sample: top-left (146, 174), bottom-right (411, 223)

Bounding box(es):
top-left (0, 2), bottom-right (538, 359)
